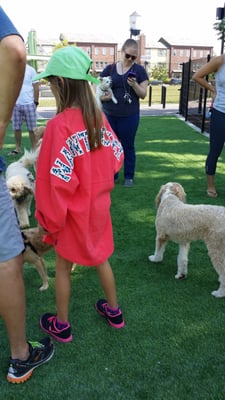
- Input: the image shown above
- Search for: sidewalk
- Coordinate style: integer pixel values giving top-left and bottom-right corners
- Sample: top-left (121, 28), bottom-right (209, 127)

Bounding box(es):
top-left (37, 103), bottom-right (180, 119)
top-left (140, 103), bottom-right (179, 116)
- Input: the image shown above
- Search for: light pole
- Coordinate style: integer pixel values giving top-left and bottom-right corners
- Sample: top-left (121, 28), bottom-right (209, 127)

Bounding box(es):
top-left (216, 4), bottom-right (225, 54)
top-left (129, 12), bottom-right (141, 38)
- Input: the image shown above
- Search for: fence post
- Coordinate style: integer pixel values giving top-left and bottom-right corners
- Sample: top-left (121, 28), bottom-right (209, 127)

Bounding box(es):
top-left (161, 85), bottom-right (166, 108)
top-left (148, 85), bottom-right (152, 106)
top-left (198, 88), bottom-right (203, 114)
top-left (201, 53), bottom-right (211, 132)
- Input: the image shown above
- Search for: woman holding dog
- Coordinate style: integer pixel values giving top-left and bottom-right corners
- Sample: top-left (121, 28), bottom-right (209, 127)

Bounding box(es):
top-left (193, 54), bottom-right (225, 198)
top-left (99, 38), bottom-right (149, 187)
top-left (33, 46), bottom-right (125, 343)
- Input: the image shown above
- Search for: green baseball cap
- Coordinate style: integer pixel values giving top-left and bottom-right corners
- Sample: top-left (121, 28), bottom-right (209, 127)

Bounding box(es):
top-left (33, 46), bottom-right (100, 84)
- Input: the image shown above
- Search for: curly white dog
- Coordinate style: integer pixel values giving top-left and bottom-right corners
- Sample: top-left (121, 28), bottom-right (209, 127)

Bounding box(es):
top-left (149, 182), bottom-right (225, 298)
top-left (6, 148), bottom-right (39, 228)
top-left (95, 76), bottom-right (117, 110)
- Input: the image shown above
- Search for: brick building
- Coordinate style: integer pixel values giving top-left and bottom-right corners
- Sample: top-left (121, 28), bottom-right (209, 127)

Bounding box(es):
top-left (29, 31), bottom-right (214, 79)
top-left (158, 37), bottom-right (213, 78)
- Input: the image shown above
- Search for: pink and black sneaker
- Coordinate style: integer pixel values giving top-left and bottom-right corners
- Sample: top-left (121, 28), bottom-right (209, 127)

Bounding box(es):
top-left (40, 313), bottom-right (73, 343)
top-left (95, 299), bottom-right (125, 328)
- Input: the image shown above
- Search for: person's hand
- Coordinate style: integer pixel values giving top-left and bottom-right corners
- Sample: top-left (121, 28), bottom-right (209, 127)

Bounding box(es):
top-left (127, 77), bottom-right (137, 88)
top-left (100, 91), bottom-right (112, 102)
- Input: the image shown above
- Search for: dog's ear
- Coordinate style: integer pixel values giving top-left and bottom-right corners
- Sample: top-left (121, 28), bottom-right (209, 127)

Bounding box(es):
top-left (155, 185), bottom-right (165, 208)
top-left (172, 183), bottom-right (186, 203)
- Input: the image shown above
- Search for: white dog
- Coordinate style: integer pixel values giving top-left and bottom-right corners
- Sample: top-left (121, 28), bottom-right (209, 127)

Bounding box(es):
top-left (6, 148), bottom-right (39, 228)
top-left (148, 182), bottom-right (225, 298)
top-left (96, 76), bottom-right (118, 110)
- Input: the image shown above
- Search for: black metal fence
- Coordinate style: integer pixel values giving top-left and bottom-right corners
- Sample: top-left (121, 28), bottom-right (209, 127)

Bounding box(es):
top-left (179, 55), bottom-right (212, 133)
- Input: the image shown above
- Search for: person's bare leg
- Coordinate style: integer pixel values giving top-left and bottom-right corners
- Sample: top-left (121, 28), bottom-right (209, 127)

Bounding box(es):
top-left (207, 174), bottom-right (217, 196)
top-left (28, 130), bottom-right (36, 150)
top-left (55, 253), bottom-right (72, 322)
top-left (96, 260), bottom-right (118, 308)
top-left (14, 129), bottom-right (22, 153)
top-left (0, 254), bottom-right (29, 360)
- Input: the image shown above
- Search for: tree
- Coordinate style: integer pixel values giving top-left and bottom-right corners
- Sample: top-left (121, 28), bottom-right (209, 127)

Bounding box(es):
top-left (213, 18), bottom-right (225, 54)
top-left (54, 33), bottom-right (76, 52)
top-left (151, 65), bottom-right (168, 81)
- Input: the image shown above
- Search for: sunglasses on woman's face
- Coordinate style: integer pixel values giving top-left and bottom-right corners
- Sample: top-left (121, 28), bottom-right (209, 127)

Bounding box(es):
top-left (125, 53), bottom-right (137, 61)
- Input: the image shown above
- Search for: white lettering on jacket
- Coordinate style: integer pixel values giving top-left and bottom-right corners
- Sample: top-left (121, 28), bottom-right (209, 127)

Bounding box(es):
top-left (50, 128), bottom-right (123, 182)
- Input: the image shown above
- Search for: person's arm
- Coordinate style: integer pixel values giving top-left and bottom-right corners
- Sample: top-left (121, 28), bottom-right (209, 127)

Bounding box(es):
top-left (0, 34), bottom-right (26, 148)
top-left (128, 78), bottom-right (148, 99)
top-left (192, 55), bottom-right (224, 96)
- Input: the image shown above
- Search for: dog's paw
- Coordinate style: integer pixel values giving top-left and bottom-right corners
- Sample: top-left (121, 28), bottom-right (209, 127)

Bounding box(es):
top-left (20, 224), bottom-right (30, 229)
top-left (39, 281), bottom-right (49, 291)
top-left (211, 289), bottom-right (225, 298)
top-left (175, 273), bottom-right (186, 280)
top-left (148, 255), bottom-right (163, 263)
top-left (71, 263), bottom-right (77, 272)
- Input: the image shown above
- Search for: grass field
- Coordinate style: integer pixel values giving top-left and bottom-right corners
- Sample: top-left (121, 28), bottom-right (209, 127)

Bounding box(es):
top-left (1, 115), bottom-right (225, 399)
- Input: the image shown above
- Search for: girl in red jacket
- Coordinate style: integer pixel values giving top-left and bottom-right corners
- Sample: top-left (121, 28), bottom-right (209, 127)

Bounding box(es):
top-left (33, 46), bottom-right (125, 342)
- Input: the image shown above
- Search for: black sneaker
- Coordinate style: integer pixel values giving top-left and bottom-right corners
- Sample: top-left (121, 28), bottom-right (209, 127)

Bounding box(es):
top-left (7, 337), bottom-right (54, 384)
top-left (40, 313), bottom-right (73, 343)
top-left (95, 299), bottom-right (125, 328)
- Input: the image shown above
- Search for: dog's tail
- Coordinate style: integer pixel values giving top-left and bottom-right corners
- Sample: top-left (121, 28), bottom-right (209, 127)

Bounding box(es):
top-left (18, 148), bottom-right (40, 168)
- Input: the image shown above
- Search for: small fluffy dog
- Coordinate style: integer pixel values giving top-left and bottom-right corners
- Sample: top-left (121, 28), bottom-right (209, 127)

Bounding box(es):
top-left (148, 182), bottom-right (225, 298)
top-left (6, 148), bottom-right (39, 228)
top-left (22, 225), bottom-right (76, 291)
top-left (96, 76), bottom-right (118, 110)
top-left (22, 225), bottom-right (51, 291)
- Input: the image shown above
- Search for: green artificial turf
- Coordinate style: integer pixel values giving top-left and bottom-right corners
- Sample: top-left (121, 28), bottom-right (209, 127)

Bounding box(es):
top-left (1, 116), bottom-right (225, 399)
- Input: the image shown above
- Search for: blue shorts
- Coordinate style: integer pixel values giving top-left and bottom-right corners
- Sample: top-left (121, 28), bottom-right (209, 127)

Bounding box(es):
top-left (0, 174), bottom-right (24, 262)
top-left (12, 103), bottom-right (37, 131)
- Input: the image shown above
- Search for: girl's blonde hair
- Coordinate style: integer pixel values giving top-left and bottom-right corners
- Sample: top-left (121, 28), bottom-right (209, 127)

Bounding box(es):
top-left (49, 77), bottom-right (103, 150)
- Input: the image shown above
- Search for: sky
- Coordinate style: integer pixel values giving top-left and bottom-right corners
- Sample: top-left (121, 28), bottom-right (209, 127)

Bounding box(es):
top-left (1, 0), bottom-right (222, 55)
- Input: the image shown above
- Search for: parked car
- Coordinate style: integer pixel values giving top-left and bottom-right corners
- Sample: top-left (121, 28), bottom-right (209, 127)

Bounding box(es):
top-left (150, 80), bottom-right (163, 85)
top-left (170, 78), bottom-right (182, 85)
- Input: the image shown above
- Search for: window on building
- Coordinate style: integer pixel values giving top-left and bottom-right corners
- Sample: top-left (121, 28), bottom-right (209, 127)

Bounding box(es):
top-left (180, 49), bottom-right (184, 57)
top-left (158, 49), bottom-right (166, 57)
top-left (173, 49), bottom-right (177, 56)
top-left (110, 47), bottom-right (114, 55)
top-left (95, 47), bottom-right (99, 55)
top-left (102, 47), bottom-right (106, 55)
top-left (186, 49), bottom-right (190, 57)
